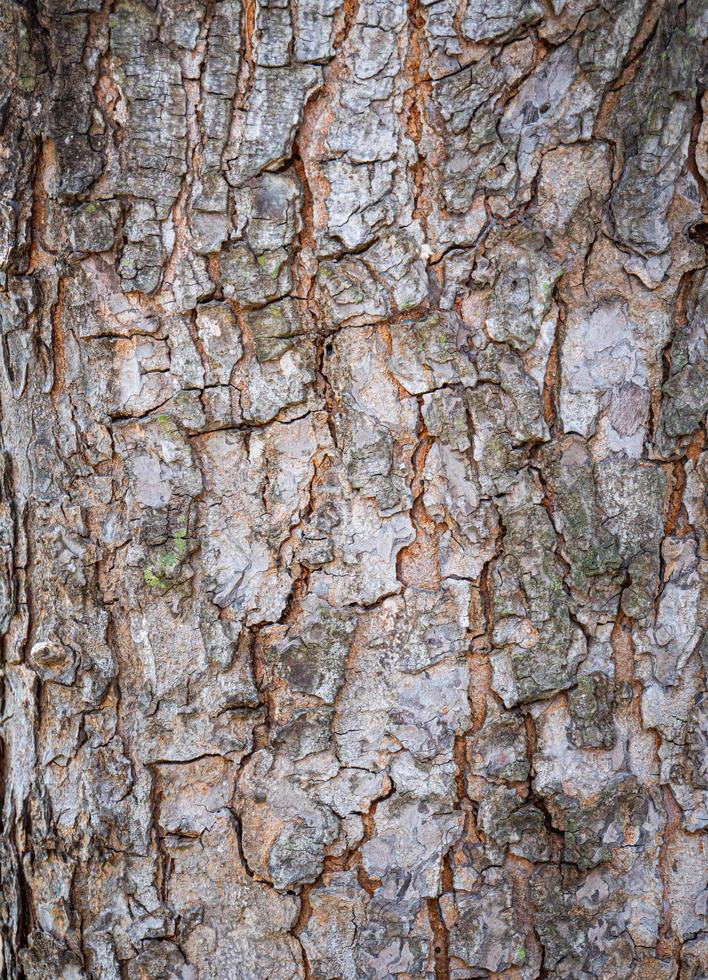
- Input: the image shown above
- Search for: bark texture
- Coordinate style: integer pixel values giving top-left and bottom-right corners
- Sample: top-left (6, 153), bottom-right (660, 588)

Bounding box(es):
top-left (1, 0), bottom-right (707, 977)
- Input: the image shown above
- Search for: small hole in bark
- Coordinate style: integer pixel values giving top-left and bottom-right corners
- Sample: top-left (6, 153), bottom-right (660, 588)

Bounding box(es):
top-left (690, 221), bottom-right (708, 246)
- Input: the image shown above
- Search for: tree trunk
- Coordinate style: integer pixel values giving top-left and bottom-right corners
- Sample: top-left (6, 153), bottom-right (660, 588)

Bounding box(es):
top-left (0, 0), bottom-right (706, 977)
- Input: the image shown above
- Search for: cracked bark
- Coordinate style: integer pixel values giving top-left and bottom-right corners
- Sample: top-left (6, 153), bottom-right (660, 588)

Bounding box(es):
top-left (1, 0), bottom-right (707, 978)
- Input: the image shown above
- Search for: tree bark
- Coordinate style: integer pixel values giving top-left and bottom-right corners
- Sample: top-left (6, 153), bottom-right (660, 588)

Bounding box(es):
top-left (0, 0), bottom-right (707, 977)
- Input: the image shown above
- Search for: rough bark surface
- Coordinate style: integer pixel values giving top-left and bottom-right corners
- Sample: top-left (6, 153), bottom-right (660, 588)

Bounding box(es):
top-left (0, 0), bottom-right (707, 977)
